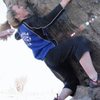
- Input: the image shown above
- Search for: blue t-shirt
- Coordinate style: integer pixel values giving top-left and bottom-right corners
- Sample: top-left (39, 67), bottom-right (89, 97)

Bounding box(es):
top-left (18, 24), bottom-right (55, 60)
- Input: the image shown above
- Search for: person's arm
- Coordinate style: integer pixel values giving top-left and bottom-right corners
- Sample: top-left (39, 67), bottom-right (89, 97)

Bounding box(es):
top-left (24, 0), bottom-right (72, 29)
top-left (40, 0), bottom-right (72, 28)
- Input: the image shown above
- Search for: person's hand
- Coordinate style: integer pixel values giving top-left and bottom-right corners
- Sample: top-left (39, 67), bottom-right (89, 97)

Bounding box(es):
top-left (60, 0), bottom-right (72, 8)
top-left (0, 29), bottom-right (15, 41)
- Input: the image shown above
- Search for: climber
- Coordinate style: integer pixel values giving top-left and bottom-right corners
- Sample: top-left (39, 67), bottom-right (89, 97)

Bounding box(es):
top-left (7, 0), bottom-right (100, 99)
top-left (1, 0), bottom-right (100, 100)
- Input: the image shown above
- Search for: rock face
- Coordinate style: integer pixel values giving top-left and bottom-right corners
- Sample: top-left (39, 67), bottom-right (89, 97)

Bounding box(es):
top-left (2, 0), bottom-right (100, 99)
top-left (71, 86), bottom-right (100, 100)
top-left (34, 0), bottom-right (100, 99)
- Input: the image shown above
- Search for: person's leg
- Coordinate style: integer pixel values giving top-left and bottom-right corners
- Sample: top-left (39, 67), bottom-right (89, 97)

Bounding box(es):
top-left (52, 66), bottom-right (78, 100)
top-left (49, 60), bottom-right (79, 100)
top-left (45, 37), bottom-right (83, 100)
top-left (79, 51), bottom-right (97, 82)
top-left (51, 64), bottom-right (78, 100)
top-left (57, 61), bottom-right (79, 100)
top-left (58, 88), bottom-right (72, 100)
top-left (45, 61), bottom-right (73, 100)
top-left (73, 36), bottom-right (100, 86)
top-left (53, 67), bottom-right (79, 100)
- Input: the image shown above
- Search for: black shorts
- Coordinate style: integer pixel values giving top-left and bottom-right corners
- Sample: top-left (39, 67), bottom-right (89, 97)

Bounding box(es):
top-left (44, 36), bottom-right (91, 96)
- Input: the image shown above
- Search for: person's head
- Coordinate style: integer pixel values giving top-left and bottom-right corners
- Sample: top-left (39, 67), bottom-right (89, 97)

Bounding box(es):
top-left (11, 5), bottom-right (30, 21)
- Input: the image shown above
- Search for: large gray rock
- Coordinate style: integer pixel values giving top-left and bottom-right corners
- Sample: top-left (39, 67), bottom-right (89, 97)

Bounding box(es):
top-left (71, 86), bottom-right (100, 100)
